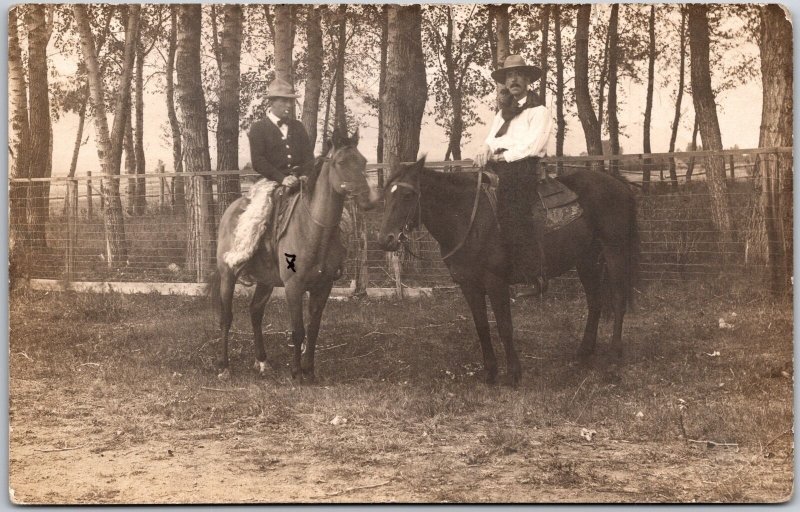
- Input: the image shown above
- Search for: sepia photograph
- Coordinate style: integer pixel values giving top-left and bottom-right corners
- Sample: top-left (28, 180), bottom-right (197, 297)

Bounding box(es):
top-left (7, 2), bottom-right (793, 504)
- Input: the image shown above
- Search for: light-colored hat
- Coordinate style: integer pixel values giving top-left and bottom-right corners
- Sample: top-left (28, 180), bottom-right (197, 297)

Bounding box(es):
top-left (266, 78), bottom-right (300, 99)
top-left (491, 55), bottom-right (542, 83)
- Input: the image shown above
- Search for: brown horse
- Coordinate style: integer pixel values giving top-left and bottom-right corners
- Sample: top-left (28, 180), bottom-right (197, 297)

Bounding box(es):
top-left (211, 130), bottom-right (379, 382)
top-left (378, 158), bottom-right (639, 386)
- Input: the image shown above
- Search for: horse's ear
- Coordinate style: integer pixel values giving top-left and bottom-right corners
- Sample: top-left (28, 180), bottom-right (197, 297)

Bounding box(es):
top-left (331, 129), bottom-right (346, 149)
top-left (413, 155), bottom-right (427, 170)
top-left (349, 127), bottom-right (360, 146)
top-left (321, 137), bottom-right (332, 156)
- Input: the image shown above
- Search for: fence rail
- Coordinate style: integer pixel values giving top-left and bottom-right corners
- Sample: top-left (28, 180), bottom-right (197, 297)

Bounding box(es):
top-left (9, 148), bottom-right (792, 296)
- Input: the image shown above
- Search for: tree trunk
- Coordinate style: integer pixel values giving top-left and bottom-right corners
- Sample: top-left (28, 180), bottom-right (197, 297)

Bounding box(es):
top-left (597, 30), bottom-right (609, 139)
top-left (554, 5), bottom-right (565, 159)
top-left (124, 112), bottom-right (136, 214)
top-left (490, 5), bottom-right (509, 99)
top-left (686, 116), bottom-right (699, 181)
top-left (607, 4), bottom-right (620, 175)
top-left (73, 4), bottom-right (139, 266)
top-left (134, 38), bottom-right (146, 215)
top-left (167, 5), bottom-right (185, 209)
top-left (274, 5), bottom-right (295, 118)
top-left (539, 5), bottom-right (549, 101)
top-left (176, 5), bottom-right (216, 280)
top-left (757, 4), bottom-right (793, 292)
top-left (383, 5), bottom-right (427, 165)
top-left (688, 4), bottom-right (733, 243)
top-left (445, 7), bottom-right (463, 161)
top-left (575, 5), bottom-right (603, 160)
top-left (216, 4), bottom-right (243, 216)
top-left (643, 5), bottom-right (657, 192)
top-left (302, 5), bottom-right (323, 148)
top-left (667, 6), bottom-right (686, 188)
top-left (377, 4), bottom-right (389, 173)
top-left (334, 4), bottom-right (348, 135)
top-left (26, 4), bottom-right (53, 248)
top-left (9, 6), bottom-right (31, 255)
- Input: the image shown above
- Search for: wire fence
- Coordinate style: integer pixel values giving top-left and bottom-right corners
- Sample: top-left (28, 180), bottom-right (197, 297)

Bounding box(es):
top-left (9, 148), bottom-right (792, 296)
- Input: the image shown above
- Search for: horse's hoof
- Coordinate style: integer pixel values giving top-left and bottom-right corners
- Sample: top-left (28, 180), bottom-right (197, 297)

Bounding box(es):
top-left (217, 368), bottom-right (231, 381)
top-left (502, 372), bottom-right (521, 388)
top-left (484, 371), bottom-right (498, 385)
top-left (253, 360), bottom-right (270, 376)
top-left (301, 367), bottom-right (317, 384)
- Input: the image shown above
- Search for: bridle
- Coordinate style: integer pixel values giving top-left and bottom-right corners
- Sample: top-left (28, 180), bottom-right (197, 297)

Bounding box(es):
top-left (391, 171), bottom-right (487, 262)
top-left (301, 147), bottom-right (367, 229)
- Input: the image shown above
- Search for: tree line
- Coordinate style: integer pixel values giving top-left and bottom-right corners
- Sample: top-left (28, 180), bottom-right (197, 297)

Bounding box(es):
top-left (9, 4), bottom-right (791, 278)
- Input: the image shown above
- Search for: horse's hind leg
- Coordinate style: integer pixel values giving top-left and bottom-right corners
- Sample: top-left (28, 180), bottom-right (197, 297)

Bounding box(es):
top-left (217, 269), bottom-right (237, 379)
top-left (459, 281), bottom-right (498, 385)
top-left (576, 255), bottom-right (603, 361)
top-left (302, 280), bottom-right (334, 383)
top-left (250, 283), bottom-right (274, 375)
top-left (487, 279), bottom-right (521, 386)
top-left (603, 247), bottom-right (628, 358)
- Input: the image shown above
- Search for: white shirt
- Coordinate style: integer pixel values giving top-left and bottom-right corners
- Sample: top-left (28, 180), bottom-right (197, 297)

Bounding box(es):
top-left (267, 110), bottom-right (289, 138)
top-left (484, 95), bottom-right (553, 162)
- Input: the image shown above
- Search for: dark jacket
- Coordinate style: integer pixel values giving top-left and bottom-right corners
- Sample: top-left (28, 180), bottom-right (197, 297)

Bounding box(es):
top-left (248, 118), bottom-right (314, 182)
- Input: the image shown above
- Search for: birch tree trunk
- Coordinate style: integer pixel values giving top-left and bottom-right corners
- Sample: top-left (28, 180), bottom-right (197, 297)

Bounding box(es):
top-left (124, 112), bottom-right (136, 214)
top-left (667, 6), bottom-right (686, 188)
top-left (274, 5), bottom-right (295, 118)
top-left (554, 5), bottom-right (565, 159)
top-left (26, 4), bottom-right (52, 248)
top-left (176, 4), bottom-right (216, 280)
top-left (688, 4), bottom-right (733, 244)
top-left (134, 39), bottom-right (147, 215)
top-left (302, 5), bottom-right (323, 148)
top-left (167, 5), bottom-right (184, 209)
top-left (643, 4), bottom-right (657, 192)
top-left (74, 4), bottom-right (139, 266)
top-left (607, 4), bottom-right (620, 175)
top-left (216, 4), bottom-right (243, 215)
top-left (539, 5), bottom-right (549, 102)
top-left (575, 5), bottom-right (603, 161)
top-left (377, 4), bottom-right (389, 171)
top-left (334, 4), bottom-right (348, 136)
top-left (9, 6), bottom-right (31, 254)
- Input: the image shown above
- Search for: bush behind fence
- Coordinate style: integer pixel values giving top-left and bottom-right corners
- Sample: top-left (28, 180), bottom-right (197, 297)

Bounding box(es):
top-left (10, 148), bottom-right (792, 294)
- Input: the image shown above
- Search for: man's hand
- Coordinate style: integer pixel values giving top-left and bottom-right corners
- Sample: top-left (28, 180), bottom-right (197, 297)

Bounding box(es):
top-left (473, 144), bottom-right (492, 168)
top-left (282, 175), bottom-right (300, 190)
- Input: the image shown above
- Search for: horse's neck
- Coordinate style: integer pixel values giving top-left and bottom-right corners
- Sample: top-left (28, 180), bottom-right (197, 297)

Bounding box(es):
top-left (299, 164), bottom-right (343, 260)
top-left (419, 170), bottom-right (473, 249)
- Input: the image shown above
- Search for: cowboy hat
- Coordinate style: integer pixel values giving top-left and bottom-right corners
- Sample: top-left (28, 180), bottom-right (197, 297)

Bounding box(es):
top-left (491, 55), bottom-right (543, 83)
top-left (266, 78), bottom-right (300, 99)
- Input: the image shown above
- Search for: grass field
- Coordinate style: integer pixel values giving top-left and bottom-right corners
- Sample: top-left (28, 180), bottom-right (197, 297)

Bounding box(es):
top-left (8, 279), bottom-right (793, 503)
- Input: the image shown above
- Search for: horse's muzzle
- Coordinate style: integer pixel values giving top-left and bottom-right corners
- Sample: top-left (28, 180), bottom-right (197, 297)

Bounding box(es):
top-left (355, 185), bottom-right (381, 211)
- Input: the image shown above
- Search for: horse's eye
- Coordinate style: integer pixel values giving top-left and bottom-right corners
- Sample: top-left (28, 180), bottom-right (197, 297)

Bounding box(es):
top-left (390, 184), bottom-right (398, 194)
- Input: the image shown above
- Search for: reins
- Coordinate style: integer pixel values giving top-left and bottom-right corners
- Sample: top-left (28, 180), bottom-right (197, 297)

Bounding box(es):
top-left (400, 171), bottom-right (487, 262)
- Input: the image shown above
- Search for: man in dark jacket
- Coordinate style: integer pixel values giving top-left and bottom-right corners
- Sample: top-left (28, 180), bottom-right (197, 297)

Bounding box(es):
top-left (473, 55), bottom-right (553, 291)
top-left (248, 78), bottom-right (315, 187)
top-left (224, 78), bottom-right (316, 271)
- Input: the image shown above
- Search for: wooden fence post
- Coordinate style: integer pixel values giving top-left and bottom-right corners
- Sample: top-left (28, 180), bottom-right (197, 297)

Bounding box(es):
top-left (391, 252), bottom-right (403, 299)
top-left (65, 179), bottom-right (78, 282)
top-left (160, 175), bottom-right (166, 211)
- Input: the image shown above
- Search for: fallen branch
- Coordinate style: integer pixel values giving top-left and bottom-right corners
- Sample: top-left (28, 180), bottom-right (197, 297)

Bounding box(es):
top-left (317, 343), bottom-right (348, 352)
top-left (569, 376), bottom-right (589, 406)
top-left (764, 429), bottom-right (792, 448)
top-left (687, 439), bottom-right (739, 449)
top-left (201, 386), bottom-right (246, 392)
top-left (34, 444), bottom-right (86, 453)
top-left (319, 480), bottom-right (392, 498)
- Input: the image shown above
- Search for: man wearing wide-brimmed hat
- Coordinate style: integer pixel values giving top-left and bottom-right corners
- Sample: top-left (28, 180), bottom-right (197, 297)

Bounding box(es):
top-left (473, 55), bottom-right (554, 291)
top-left (224, 78), bottom-right (315, 272)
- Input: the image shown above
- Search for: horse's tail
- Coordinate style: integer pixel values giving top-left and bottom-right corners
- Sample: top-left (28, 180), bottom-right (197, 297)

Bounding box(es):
top-left (625, 196), bottom-right (641, 311)
top-left (207, 268), bottom-right (222, 320)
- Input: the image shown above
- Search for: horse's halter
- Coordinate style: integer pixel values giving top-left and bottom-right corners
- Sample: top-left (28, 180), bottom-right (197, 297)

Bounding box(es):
top-left (301, 144), bottom-right (367, 228)
top-left (388, 177), bottom-right (422, 245)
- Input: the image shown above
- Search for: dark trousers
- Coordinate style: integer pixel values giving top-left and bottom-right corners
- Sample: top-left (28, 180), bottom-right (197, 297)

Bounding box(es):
top-left (489, 158), bottom-right (547, 285)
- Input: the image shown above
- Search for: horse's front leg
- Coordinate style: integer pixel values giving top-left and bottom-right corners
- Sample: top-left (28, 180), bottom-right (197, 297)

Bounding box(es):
top-left (458, 280), bottom-right (498, 384)
top-left (487, 277), bottom-right (521, 386)
top-left (302, 279), bottom-right (335, 383)
top-left (216, 268), bottom-right (237, 380)
top-left (285, 281), bottom-right (307, 380)
top-left (250, 283), bottom-right (274, 375)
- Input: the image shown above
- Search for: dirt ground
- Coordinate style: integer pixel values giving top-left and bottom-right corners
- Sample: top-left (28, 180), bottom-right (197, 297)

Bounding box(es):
top-left (8, 286), bottom-right (794, 504)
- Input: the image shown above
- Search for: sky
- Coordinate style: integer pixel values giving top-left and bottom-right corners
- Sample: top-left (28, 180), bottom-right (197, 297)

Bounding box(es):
top-left (46, 6), bottom-right (765, 177)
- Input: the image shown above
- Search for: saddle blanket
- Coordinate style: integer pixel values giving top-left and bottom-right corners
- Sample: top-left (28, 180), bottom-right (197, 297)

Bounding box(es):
top-left (224, 178), bottom-right (354, 271)
top-left (543, 201), bottom-right (583, 233)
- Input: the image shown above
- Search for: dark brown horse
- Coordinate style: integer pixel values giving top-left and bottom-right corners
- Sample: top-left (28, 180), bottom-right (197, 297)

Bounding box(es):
top-left (210, 130), bottom-right (379, 382)
top-left (378, 158), bottom-right (639, 385)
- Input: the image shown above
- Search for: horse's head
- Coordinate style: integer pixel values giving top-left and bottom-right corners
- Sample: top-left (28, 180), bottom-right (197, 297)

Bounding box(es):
top-left (377, 157), bottom-right (426, 251)
top-left (321, 128), bottom-right (379, 210)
